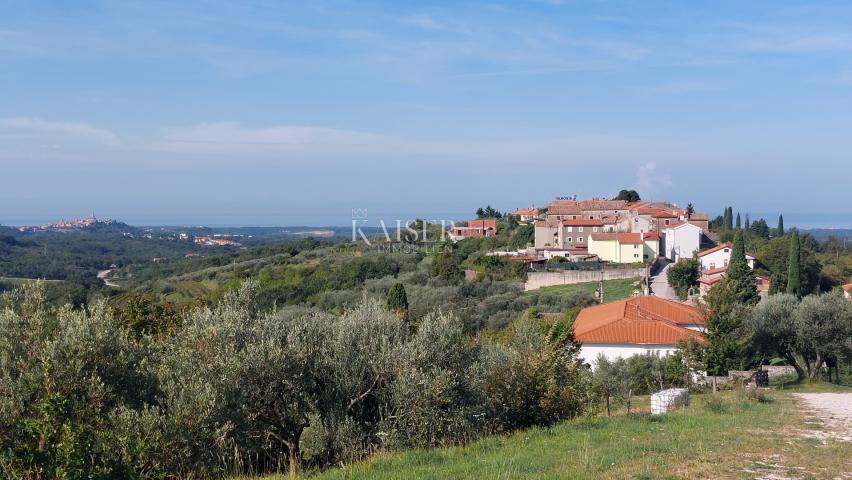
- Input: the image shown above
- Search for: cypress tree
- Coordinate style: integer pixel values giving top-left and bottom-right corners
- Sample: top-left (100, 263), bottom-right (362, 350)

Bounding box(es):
top-left (744, 213), bottom-right (750, 230)
top-left (786, 230), bottom-right (801, 297)
top-left (735, 212), bottom-right (741, 229)
top-left (386, 283), bottom-right (409, 318)
top-left (703, 229), bottom-right (758, 375)
top-left (777, 214), bottom-right (784, 236)
top-left (726, 229), bottom-right (759, 305)
top-left (722, 207), bottom-right (732, 231)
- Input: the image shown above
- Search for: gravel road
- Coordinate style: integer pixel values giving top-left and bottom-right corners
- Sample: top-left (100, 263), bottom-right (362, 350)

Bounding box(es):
top-left (792, 393), bottom-right (852, 442)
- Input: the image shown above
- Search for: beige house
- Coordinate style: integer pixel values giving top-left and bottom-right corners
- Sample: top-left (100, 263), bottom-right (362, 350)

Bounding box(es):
top-left (534, 218), bottom-right (603, 249)
top-left (588, 232), bottom-right (660, 264)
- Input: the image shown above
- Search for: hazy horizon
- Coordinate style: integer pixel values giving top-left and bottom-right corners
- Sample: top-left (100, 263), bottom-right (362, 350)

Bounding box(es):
top-left (4, 211), bottom-right (852, 231)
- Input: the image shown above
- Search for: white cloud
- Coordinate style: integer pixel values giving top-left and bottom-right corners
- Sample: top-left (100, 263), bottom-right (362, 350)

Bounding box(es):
top-left (0, 117), bottom-right (121, 147)
top-left (634, 162), bottom-right (672, 193)
top-left (155, 122), bottom-right (682, 169)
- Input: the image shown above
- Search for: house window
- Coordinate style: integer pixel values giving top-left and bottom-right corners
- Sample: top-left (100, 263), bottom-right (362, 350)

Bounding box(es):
top-left (566, 226), bottom-right (573, 232)
top-left (665, 219), bottom-right (670, 225)
top-left (578, 237), bottom-right (584, 243)
top-left (634, 253), bottom-right (640, 258)
top-left (634, 244), bottom-right (639, 249)
top-left (724, 260), bottom-right (729, 267)
top-left (710, 262), bottom-right (716, 269)
top-left (724, 249), bottom-right (730, 253)
top-left (593, 227), bottom-right (599, 232)
top-left (567, 237), bottom-right (572, 243)
top-left (578, 227), bottom-right (584, 232)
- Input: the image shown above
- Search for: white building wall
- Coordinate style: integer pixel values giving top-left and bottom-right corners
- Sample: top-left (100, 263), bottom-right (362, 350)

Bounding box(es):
top-left (580, 343), bottom-right (680, 367)
top-left (662, 224), bottom-right (702, 261)
top-left (700, 248), bottom-right (755, 271)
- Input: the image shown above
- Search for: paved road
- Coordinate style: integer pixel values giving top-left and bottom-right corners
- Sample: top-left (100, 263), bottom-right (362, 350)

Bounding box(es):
top-left (648, 260), bottom-right (678, 300)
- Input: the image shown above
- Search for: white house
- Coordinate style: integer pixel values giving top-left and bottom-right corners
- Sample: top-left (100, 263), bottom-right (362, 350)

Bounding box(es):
top-left (661, 222), bottom-right (702, 262)
top-left (573, 296), bottom-right (705, 367)
top-left (697, 242), bottom-right (755, 272)
top-left (841, 283), bottom-right (851, 300)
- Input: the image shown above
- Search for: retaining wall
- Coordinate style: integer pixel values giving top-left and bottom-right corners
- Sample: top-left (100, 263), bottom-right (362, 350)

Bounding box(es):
top-left (524, 268), bottom-right (645, 291)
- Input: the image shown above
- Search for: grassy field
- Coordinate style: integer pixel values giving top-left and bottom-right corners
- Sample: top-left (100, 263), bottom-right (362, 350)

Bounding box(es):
top-left (525, 278), bottom-right (641, 303)
top-left (242, 383), bottom-right (851, 480)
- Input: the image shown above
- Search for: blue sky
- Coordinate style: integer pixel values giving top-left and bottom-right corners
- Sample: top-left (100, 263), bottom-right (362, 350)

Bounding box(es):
top-left (2, 1), bottom-right (852, 227)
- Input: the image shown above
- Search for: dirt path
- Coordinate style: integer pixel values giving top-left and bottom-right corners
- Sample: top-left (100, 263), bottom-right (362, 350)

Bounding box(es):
top-left (97, 269), bottom-right (121, 288)
top-left (792, 393), bottom-right (852, 442)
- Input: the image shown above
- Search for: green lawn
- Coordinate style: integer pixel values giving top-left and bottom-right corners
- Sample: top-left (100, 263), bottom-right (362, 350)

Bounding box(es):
top-left (241, 384), bottom-right (852, 480)
top-left (525, 278), bottom-right (641, 303)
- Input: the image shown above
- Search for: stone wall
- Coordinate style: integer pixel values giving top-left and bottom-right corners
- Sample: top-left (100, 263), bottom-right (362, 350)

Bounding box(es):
top-left (524, 268), bottom-right (645, 291)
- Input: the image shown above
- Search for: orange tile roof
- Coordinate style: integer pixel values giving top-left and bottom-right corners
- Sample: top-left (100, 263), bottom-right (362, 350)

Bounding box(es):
top-left (546, 202), bottom-right (583, 215)
top-left (512, 208), bottom-right (539, 216)
top-left (590, 232), bottom-right (660, 244)
top-left (574, 296), bottom-right (705, 345)
top-left (841, 283), bottom-right (852, 293)
top-left (702, 266), bottom-right (728, 276)
top-left (689, 213), bottom-right (709, 221)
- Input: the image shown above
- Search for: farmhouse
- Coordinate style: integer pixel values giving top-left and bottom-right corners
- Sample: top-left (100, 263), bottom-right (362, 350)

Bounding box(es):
top-left (573, 296), bottom-right (705, 367)
top-left (697, 242), bottom-right (755, 271)
top-left (511, 207), bottom-right (540, 223)
top-left (588, 232), bottom-right (660, 264)
top-left (448, 219), bottom-right (496, 240)
top-left (697, 266), bottom-right (771, 299)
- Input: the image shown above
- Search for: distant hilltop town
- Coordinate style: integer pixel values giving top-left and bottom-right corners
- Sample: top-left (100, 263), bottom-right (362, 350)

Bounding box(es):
top-left (17, 213), bottom-right (120, 233)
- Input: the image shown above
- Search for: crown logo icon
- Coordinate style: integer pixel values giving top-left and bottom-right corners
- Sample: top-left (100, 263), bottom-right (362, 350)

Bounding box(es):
top-left (351, 208), bottom-right (368, 219)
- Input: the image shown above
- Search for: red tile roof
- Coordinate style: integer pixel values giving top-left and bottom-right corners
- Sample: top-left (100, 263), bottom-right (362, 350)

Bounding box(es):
top-left (590, 232), bottom-right (660, 244)
top-left (702, 266), bottom-right (728, 276)
top-left (512, 208), bottom-right (540, 216)
top-left (841, 283), bottom-right (852, 293)
top-left (651, 211), bottom-right (679, 218)
top-left (689, 213), bottom-right (709, 221)
top-left (546, 202), bottom-right (583, 215)
top-left (574, 296), bottom-right (705, 345)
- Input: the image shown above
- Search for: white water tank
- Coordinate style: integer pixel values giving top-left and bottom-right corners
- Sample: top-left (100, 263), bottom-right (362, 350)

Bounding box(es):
top-left (651, 388), bottom-right (689, 414)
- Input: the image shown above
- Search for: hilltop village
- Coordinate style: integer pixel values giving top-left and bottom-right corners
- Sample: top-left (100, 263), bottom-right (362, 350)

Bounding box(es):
top-left (445, 195), bottom-right (790, 365)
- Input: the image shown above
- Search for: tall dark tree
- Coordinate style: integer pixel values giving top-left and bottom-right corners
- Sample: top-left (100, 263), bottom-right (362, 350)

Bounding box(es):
top-left (723, 207), bottom-right (733, 231)
top-left (727, 230), bottom-right (759, 305)
top-left (777, 214), bottom-right (785, 236)
top-left (744, 213), bottom-right (750, 230)
top-left (686, 203), bottom-right (695, 215)
top-left (386, 283), bottom-right (409, 315)
top-left (703, 230), bottom-right (759, 375)
top-left (786, 230), bottom-right (802, 297)
top-left (735, 213), bottom-right (741, 229)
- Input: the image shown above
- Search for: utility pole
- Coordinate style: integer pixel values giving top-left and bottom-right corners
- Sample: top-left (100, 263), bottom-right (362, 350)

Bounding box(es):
top-left (595, 271), bottom-right (604, 304)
